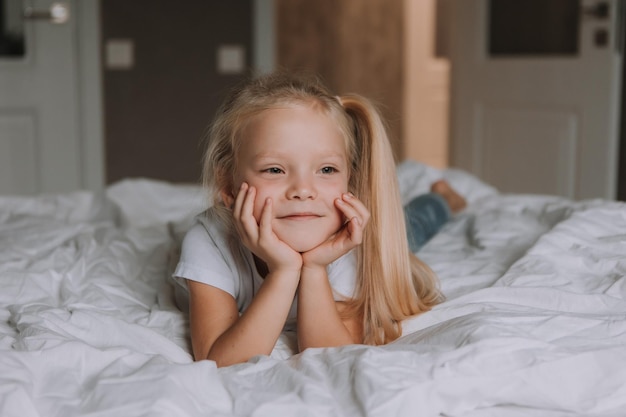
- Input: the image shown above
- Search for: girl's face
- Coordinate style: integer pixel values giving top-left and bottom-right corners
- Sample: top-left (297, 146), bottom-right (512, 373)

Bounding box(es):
top-left (228, 103), bottom-right (350, 252)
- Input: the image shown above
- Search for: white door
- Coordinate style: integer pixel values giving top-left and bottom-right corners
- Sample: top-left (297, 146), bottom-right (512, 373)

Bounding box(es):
top-left (449, 0), bottom-right (623, 200)
top-left (0, 0), bottom-right (102, 195)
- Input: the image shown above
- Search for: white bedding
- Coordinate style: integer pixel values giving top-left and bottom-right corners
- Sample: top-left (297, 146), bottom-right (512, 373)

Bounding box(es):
top-left (1, 161), bottom-right (625, 417)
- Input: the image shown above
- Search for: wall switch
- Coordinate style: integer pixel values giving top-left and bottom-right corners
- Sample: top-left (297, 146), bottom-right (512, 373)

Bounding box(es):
top-left (217, 45), bottom-right (245, 74)
top-left (106, 39), bottom-right (135, 70)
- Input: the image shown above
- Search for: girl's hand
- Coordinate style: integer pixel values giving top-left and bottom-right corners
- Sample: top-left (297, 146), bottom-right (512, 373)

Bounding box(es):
top-left (232, 183), bottom-right (302, 273)
top-left (301, 193), bottom-right (370, 269)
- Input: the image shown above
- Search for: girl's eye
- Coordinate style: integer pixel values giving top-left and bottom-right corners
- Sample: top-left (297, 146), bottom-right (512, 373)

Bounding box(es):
top-left (320, 166), bottom-right (337, 174)
top-left (264, 167), bottom-right (284, 174)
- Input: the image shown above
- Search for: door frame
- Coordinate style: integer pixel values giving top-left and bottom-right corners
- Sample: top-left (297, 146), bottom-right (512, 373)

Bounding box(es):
top-left (253, 0), bottom-right (275, 74)
top-left (76, 0), bottom-right (104, 191)
top-left (616, 0), bottom-right (626, 201)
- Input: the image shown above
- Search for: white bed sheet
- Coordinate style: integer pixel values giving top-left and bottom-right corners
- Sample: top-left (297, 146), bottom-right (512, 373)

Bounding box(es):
top-left (1, 161), bottom-right (625, 417)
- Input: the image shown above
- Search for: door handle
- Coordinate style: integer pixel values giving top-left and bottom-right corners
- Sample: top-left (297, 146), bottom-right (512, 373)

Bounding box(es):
top-left (23, 2), bottom-right (70, 24)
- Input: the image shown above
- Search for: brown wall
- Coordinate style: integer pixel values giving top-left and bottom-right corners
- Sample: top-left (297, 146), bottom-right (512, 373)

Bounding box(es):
top-left (276, 0), bottom-right (405, 160)
top-left (102, 0), bottom-right (253, 184)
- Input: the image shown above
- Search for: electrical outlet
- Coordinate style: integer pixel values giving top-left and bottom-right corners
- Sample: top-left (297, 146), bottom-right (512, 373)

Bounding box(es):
top-left (106, 39), bottom-right (134, 70)
top-left (217, 45), bottom-right (245, 74)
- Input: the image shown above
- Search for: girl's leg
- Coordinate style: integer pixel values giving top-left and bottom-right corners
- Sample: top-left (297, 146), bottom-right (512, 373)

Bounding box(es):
top-left (404, 193), bottom-right (451, 252)
top-left (404, 180), bottom-right (467, 252)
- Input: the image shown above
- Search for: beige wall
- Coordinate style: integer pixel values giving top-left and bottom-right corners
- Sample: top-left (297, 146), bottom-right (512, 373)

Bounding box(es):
top-left (276, 0), bottom-right (404, 160)
top-left (403, 0), bottom-right (450, 169)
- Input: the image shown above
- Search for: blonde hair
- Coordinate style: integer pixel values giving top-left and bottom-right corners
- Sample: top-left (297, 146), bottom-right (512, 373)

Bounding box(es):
top-left (203, 71), bottom-right (442, 345)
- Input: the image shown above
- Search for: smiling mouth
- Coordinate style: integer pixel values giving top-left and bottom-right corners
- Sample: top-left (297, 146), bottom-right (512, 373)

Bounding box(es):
top-left (278, 213), bottom-right (321, 221)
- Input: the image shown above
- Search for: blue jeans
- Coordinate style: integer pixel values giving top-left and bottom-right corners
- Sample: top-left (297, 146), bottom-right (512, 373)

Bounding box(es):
top-left (404, 193), bottom-right (451, 252)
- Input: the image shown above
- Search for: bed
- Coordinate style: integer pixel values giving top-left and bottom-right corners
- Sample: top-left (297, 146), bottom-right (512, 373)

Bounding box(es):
top-left (1, 160), bottom-right (625, 417)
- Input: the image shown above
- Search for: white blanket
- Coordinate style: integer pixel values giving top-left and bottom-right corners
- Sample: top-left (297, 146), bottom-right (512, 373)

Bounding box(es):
top-left (1, 161), bottom-right (625, 417)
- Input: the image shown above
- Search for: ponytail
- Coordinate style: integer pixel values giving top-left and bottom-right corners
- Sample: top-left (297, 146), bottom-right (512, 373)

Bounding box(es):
top-left (340, 95), bottom-right (442, 345)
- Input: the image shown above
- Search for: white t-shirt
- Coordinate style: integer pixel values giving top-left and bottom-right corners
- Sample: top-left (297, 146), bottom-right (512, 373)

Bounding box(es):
top-left (173, 208), bottom-right (357, 330)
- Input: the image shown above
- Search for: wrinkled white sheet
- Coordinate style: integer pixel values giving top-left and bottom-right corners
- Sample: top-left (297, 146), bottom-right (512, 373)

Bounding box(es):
top-left (1, 161), bottom-right (625, 417)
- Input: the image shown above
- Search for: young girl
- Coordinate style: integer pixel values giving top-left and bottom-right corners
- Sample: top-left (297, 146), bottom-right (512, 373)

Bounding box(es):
top-left (174, 72), bottom-right (462, 367)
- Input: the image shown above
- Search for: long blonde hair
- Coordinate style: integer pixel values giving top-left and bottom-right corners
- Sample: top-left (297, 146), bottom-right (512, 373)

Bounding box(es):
top-left (203, 71), bottom-right (442, 345)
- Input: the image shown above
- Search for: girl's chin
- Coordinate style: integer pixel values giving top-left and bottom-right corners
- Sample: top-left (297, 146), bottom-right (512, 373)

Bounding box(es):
top-left (284, 239), bottom-right (324, 253)
top-left (273, 222), bottom-right (341, 253)
top-left (278, 233), bottom-right (330, 253)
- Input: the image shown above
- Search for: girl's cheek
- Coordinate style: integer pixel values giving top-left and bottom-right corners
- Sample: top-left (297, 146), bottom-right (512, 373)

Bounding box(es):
top-left (253, 206), bottom-right (263, 223)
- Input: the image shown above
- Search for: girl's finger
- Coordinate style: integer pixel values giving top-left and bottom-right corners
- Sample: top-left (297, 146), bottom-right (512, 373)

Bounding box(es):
top-left (347, 216), bottom-right (364, 243)
top-left (342, 193), bottom-right (370, 223)
top-left (232, 182), bottom-right (248, 221)
top-left (258, 197), bottom-right (273, 242)
top-left (239, 186), bottom-right (259, 238)
top-left (335, 196), bottom-right (367, 228)
top-left (241, 185), bottom-right (255, 219)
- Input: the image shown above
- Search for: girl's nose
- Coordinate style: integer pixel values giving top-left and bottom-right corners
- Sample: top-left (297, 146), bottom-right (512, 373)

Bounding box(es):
top-left (287, 175), bottom-right (316, 200)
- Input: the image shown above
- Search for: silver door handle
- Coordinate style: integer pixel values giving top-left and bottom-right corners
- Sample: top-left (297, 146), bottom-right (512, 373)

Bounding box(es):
top-left (23, 2), bottom-right (70, 24)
